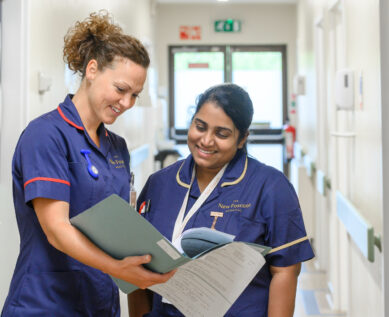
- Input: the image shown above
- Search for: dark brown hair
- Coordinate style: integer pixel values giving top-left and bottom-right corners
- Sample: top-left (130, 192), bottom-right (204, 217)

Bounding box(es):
top-left (63, 11), bottom-right (150, 77)
top-left (194, 83), bottom-right (253, 142)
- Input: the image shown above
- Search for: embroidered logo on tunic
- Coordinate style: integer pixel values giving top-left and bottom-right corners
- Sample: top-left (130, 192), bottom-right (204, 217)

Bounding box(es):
top-left (218, 199), bottom-right (251, 212)
top-left (109, 156), bottom-right (125, 169)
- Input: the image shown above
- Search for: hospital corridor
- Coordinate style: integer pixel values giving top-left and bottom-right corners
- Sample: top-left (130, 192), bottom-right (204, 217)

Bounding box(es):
top-left (0, 0), bottom-right (388, 316)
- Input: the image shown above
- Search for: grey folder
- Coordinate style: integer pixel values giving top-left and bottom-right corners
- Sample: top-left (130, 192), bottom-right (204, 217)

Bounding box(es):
top-left (70, 194), bottom-right (271, 295)
top-left (70, 194), bottom-right (191, 293)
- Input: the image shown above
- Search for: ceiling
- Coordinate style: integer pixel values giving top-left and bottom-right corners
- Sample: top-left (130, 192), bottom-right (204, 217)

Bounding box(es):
top-left (157, 0), bottom-right (296, 4)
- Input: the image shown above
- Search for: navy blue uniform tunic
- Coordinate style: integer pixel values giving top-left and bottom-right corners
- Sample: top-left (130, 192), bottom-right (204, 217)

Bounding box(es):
top-left (2, 95), bottom-right (131, 317)
top-left (138, 149), bottom-right (314, 317)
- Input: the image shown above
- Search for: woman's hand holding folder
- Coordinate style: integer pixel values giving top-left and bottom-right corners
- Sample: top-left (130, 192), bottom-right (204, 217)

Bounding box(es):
top-left (110, 255), bottom-right (176, 289)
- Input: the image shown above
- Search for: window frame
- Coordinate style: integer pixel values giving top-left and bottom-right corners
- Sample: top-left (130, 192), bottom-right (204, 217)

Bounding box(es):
top-left (168, 44), bottom-right (288, 145)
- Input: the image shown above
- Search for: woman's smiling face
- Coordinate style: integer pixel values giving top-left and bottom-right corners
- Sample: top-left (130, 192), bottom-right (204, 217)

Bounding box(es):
top-left (187, 101), bottom-right (247, 174)
top-left (85, 57), bottom-right (147, 125)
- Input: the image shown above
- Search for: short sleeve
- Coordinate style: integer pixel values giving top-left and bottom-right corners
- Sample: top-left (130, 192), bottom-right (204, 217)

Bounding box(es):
top-left (261, 175), bottom-right (314, 267)
top-left (16, 121), bottom-right (71, 204)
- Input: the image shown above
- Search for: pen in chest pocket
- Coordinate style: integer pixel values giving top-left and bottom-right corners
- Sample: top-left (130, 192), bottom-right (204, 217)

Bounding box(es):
top-left (138, 199), bottom-right (151, 214)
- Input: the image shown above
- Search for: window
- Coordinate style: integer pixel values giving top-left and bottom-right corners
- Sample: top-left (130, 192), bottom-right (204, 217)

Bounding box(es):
top-left (231, 48), bottom-right (286, 129)
top-left (169, 46), bottom-right (226, 139)
top-left (169, 45), bottom-right (288, 172)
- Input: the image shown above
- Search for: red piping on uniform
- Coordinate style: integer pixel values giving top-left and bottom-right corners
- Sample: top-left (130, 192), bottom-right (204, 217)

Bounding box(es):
top-left (57, 106), bottom-right (84, 131)
top-left (24, 177), bottom-right (70, 188)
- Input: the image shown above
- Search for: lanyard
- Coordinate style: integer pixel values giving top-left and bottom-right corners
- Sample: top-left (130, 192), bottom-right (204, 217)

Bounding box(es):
top-left (172, 163), bottom-right (228, 242)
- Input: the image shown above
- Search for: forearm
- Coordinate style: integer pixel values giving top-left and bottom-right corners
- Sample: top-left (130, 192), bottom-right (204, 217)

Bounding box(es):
top-left (128, 289), bottom-right (152, 317)
top-left (45, 220), bottom-right (119, 276)
top-left (33, 198), bottom-right (176, 289)
top-left (268, 264), bottom-right (300, 317)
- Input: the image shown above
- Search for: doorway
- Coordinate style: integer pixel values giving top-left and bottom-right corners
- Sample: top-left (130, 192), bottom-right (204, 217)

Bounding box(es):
top-left (169, 45), bottom-right (288, 172)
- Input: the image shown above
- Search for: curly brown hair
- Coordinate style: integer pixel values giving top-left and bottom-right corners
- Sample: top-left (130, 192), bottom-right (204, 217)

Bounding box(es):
top-left (63, 11), bottom-right (150, 77)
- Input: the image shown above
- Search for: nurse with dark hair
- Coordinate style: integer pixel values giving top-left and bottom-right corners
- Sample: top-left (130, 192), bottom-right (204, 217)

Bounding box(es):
top-left (130, 83), bottom-right (314, 317)
top-left (1, 11), bottom-right (174, 317)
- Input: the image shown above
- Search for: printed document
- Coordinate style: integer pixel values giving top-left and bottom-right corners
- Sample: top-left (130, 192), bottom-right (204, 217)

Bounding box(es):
top-left (70, 194), bottom-right (269, 317)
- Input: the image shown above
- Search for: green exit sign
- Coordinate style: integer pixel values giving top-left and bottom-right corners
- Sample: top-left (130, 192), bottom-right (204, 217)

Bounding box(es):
top-left (214, 19), bottom-right (241, 32)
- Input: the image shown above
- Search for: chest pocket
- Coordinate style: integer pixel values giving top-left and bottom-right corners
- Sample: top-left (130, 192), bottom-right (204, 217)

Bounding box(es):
top-left (235, 215), bottom-right (267, 245)
top-left (212, 210), bottom-right (241, 234)
top-left (68, 161), bottom-right (98, 217)
top-left (190, 208), bottom-right (241, 237)
top-left (193, 206), bottom-right (267, 245)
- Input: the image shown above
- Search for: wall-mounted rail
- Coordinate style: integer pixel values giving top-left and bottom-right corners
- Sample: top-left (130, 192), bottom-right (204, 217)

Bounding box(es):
top-left (316, 169), bottom-right (331, 196)
top-left (336, 191), bottom-right (382, 262)
top-left (303, 155), bottom-right (316, 178)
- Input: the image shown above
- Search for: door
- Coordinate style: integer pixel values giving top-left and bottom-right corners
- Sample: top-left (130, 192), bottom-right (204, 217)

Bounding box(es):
top-left (169, 45), bottom-right (288, 172)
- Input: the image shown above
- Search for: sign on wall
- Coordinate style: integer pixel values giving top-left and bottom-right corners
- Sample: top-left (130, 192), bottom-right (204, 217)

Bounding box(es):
top-left (179, 26), bottom-right (201, 40)
top-left (214, 19), bottom-right (241, 32)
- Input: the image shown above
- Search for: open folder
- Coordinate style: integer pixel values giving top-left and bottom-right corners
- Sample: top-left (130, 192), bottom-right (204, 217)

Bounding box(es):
top-left (70, 194), bottom-right (270, 317)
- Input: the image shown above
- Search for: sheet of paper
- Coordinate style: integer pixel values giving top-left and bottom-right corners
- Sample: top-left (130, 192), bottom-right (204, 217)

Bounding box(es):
top-left (150, 242), bottom-right (265, 317)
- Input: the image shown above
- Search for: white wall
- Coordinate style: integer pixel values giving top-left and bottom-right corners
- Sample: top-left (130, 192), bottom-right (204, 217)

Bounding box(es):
top-left (155, 2), bottom-right (297, 129)
top-left (0, 0), bottom-right (158, 313)
top-left (296, 0), bottom-right (383, 316)
top-left (0, 0), bottom-right (29, 308)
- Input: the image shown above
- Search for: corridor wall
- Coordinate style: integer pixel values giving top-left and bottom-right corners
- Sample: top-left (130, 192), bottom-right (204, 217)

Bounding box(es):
top-left (295, 0), bottom-right (383, 316)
